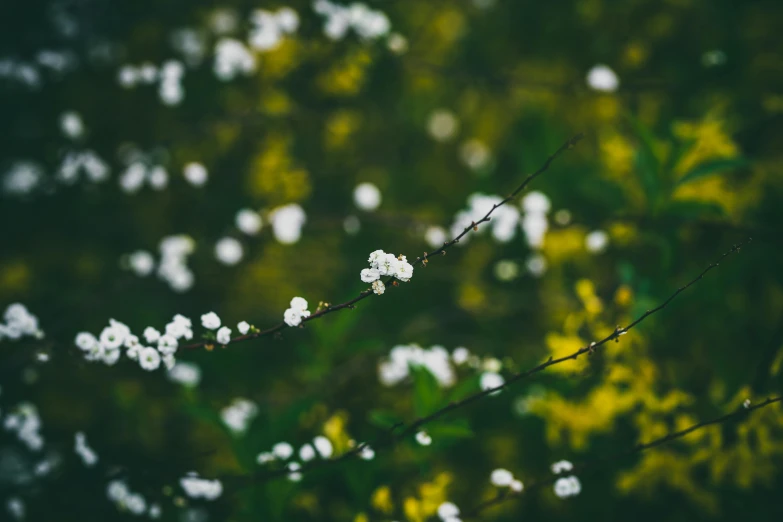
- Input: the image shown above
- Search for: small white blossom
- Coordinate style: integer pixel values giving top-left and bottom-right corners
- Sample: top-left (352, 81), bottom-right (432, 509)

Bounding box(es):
top-left (299, 444), bottom-right (316, 462)
top-left (215, 237), bottom-right (244, 265)
top-left (452, 347), bottom-right (470, 365)
top-left (139, 347), bottom-right (161, 371)
top-left (99, 326), bottom-right (124, 349)
top-left (287, 461), bottom-right (302, 482)
top-left (272, 442), bottom-right (294, 459)
top-left (75, 332), bottom-right (98, 351)
top-left (180, 473), bottom-right (223, 500)
top-left (554, 475), bottom-right (581, 498)
top-left (586, 64), bottom-right (619, 92)
top-left (360, 268), bottom-right (381, 283)
top-left (490, 468), bottom-right (514, 487)
top-left (510, 479), bottom-right (524, 492)
top-left (143, 327), bottom-right (161, 344)
top-left (167, 361), bottom-right (201, 387)
top-left (353, 182), bottom-right (382, 211)
top-left (480, 372), bottom-right (505, 395)
top-left (201, 312), bottom-right (221, 330)
top-left (236, 209), bottom-right (262, 235)
top-left (237, 321), bottom-right (250, 335)
top-left (437, 501), bottom-right (460, 520)
top-left (216, 326), bottom-right (232, 344)
top-left (358, 444), bottom-right (375, 460)
top-left (157, 334), bottom-right (178, 355)
top-left (183, 162), bottom-right (208, 186)
top-left (372, 280), bottom-right (385, 295)
top-left (74, 432), bottom-right (98, 466)
top-left (313, 436), bottom-right (333, 458)
top-left (220, 398), bottom-right (258, 435)
top-left (551, 460), bottom-right (574, 474)
top-left (585, 230), bottom-right (609, 253)
top-left (395, 262), bottom-right (414, 282)
top-left (415, 431), bottom-right (432, 446)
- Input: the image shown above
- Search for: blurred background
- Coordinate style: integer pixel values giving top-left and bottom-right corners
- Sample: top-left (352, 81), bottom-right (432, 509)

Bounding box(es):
top-left (1, 0), bottom-right (783, 520)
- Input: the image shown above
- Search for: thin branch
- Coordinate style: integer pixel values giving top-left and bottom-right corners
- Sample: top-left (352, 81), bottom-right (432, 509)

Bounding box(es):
top-left (182, 133), bottom-right (584, 351)
top-left (223, 238), bottom-right (748, 488)
top-left (462, 396), bottom-right (782, 519)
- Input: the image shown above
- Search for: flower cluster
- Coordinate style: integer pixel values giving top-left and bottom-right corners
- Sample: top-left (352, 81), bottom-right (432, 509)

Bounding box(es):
top-left (220, 398), bottom-right (258, 435)
top-left (249, 7), bottom-right (300, 51)
top-left (74, 432), bottom-right (98, 467)
top-left (179, 472), bottom-right (223, 500)
top-left (57, 150), bottom-right (110, 184)
top-left (551, 460), bottom-right (582, 498)
top-left (107, 480), bottom-right (161, 518)
top-left (74, 315), bottom-right (192, 371)
top-left (0, 303), bottom-right (43, 341)
top-left (489, 468), bottom-right (523, 492)
top-left (360, 249), bottom-right (414, 295)
top-left (124, 234), bottom-right (196, 292)
top-left (3, 402), bottom-right (44, 451)
top-left (313, 1), bottom-right (391, 41)
top-left (283, 297), bottom-right (311, 327)
top-left (257, 436), bottom-right (335, 481)
top-left (214, 38), bottom-right (256, 80)
top-left (378, 343), bottom-right (455, 387)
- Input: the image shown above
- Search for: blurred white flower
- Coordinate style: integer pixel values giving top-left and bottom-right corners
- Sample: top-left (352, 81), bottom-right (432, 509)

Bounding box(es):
top-left (201, 312), bottom-right (221, 330)
top-left (215, 237), bottom-right (244, 265)
top-left (586, 64), bottom-right (619, 92)
top-left (526, 253), bottom-right (547, 277)
top-left (425, 226), bottom-right (448, 248)
top-left (183, 162), bottom-right (208, 186)
top-left (415, 431), bottom-right (432, 446)
top-left (427, 109), bottom-right (459, 142)
top-left (60, 111), bottom-right (84, 139)
top-left (216, 326), bottom-right (232, 345)
top-left (236, 209), bottom-right (262, 235)
top-left (585, 230), bottom-right (609, 253)
top-left (238, 321), bottom-right (250, 335)
top-left (272, 442), bottom-right (294, 459)
top-left (313, 436), bottom-right (333, 458)
top-left (270, 203), bottom-right (307, 244)
top-left (353, 182), bottom-right (382, 211)
top-left (221, 398), bottom-right (258, 435)
top-left (480, 372), bottom-right (505, 395)
top-left (490, 468), bottom-right (514, 487)
top-left (214, 38), bottom-right (256, 80)
top-left (167, 361), bottom-right (201, 387)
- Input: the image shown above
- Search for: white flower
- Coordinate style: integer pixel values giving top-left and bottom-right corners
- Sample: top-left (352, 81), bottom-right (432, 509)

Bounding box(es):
top-left (102, 347), bottom-right (121, 365)
top-left (60, 111), bottom-right (84, 139)
top-left (586, 64), bottom-right (619, 92)
top-left (220, 398), bottom-right (258, 434)
top-left (510, 479), bottom-right (524, 492)
top-left (201, 312), bottom-right (221, 330)
top-left (551, 460), bottom-right (574, 474)
top-left (425, 226), bottom-right (447, 248)
top-left (216, 326), bottom-right (232, 345)
top-left (394, 261), bottom-right (413, 282)
top-left (360, 268), bottom-right (381, 283)
top-left (167, 361), bottom-right (201, 387)
top-left (256, 452), bottom-right (274, 464)
top-left (125, 494), bottom-right (146, 515)
top-left (287, 461), bottom-right (302, 482)
top-left (372, 280), bottom-right (385, 295)
top-left (269, 203), bottom-right (307, 244)
top-left (75, 332), bottom-right (98, 351)
top-left (127, 345), bottom-right (141, 360)
top-left (353, 182), bottom-right (382, 211)
top-left (143, 327), bottom-right (161, 344)
top-left (376, 253), bottom-right (400, 276)
top-left (313, 436), bottom-right (333, 458)
top-left (99, 326), bottom-right (124, 349)
top-left (290, 297), bottom-right (308, 312)
top-left (452, 347), bottom-right (469, 365)
top-left (358, 445), bottom-right (375, 460)
top-left (139, 347), bottom-right (161, 371)
top-left (284, 308), bottom-right (303, 327)
top-left (180, 473), bottom-right (223, 500)
top-left (236, 209), bottom-right (262, 235)
top-left (215, 237), bottom-right (244, 265)
top-left (127, 250), bottom-right (154, 276)
top-left (553, 475), bottom-right (581, 498)
top-left (237, 321), bottom-right (250, 335)
top-left (368, 249), bottom-right (386, 266)
top-left (74, 432), bottom-right (98, 466)
top-left (106, 480), bottom-right (129, 502)
top-left (585, 230), bottom-right (609, 253)
top-left (437, 501), bottom-right (460, 519)
top-left (427, 109), bottom-right (459, 142)
top-left (157, 335), bottom-right (178, 355)
top-left (490, 468), bottom-right (514, 487)
top-left (522, 191), bottom-right (552, 214)
top-left (480, 372), bottom-right (505, 395)
top-left (272, 442), bottom-right (294, 459)
top-left (299, 444), bottom-right (316, 462)
top-left (183, 162), bottom-right (208, 186)
top-left (123, 334), bottom-right (140, 349)
top-left (415, 431), bottom-right (432, 446)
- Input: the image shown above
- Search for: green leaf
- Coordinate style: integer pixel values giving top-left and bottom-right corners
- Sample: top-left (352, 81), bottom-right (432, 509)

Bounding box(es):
top-left (666, 200), bottom-right (726, 219)
top-left (627, 114), bottom-right (662, 207)
top-left (368, 409), bottom-right (403, 430)
top-left (411, 365), bottom-right (443, 417)
top-left (677, 157), bottom-right (748, 186)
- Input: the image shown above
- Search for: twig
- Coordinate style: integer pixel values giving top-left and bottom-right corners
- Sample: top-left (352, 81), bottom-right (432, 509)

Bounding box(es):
top-left (223, 238), bottom-right (748, 488)
top-left (462, 396), bottom-right (782, 519)
top-left (181, 133), bottom-right (584, 351)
